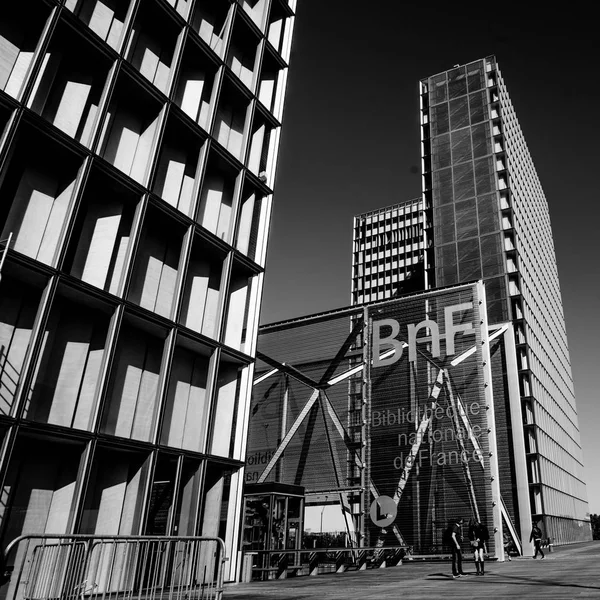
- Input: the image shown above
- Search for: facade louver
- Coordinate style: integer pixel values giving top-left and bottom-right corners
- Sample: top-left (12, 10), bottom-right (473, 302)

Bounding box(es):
top-left (0, 0), bottom-right (296, 582)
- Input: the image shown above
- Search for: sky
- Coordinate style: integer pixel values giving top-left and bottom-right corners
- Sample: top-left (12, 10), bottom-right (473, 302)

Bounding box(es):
top-left (259, 3), bottom-right (600, 513)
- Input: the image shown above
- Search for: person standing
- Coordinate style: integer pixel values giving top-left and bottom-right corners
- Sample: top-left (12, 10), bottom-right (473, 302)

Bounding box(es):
top-left (468, 518), bottom-right (490, 575)
top-left (450, 517), bottom-right (467, 578)
top-left (530, 522), bottom-right (545, 559)
top-left (503, 532), bottom-right (513, 561)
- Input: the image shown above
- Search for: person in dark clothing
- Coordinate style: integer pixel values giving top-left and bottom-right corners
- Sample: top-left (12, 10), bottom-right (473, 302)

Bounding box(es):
top-left (530, 522), bottom-right (545, 559)
top-left (503, 532), bottom-right (514, 561)
top-left (450, 518), bottom-right (467, 578)
top-left (468, 518), bottom-right (490, 575)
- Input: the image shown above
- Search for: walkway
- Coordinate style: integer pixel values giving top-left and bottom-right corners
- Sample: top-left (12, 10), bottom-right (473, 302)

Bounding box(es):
top-left (224, 541), bottom-right (600, 599)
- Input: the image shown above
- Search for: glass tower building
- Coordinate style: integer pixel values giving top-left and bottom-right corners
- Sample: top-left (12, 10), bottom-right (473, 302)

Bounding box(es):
top-left (419, 56), bottom-right (589, 544)
top-left (0, 0), bottom-right (296, 581)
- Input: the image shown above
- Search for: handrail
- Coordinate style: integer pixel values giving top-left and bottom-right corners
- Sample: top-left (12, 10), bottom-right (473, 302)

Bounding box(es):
top-left (4, 534), bottom-right (226, 559)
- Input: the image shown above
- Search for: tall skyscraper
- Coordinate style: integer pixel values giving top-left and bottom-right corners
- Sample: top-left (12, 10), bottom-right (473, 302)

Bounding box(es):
top-left (417, 56), bottom-right (588, 544)
top-left (0, 0), bottom-right (296, 581)
top-left (350, 56), bottom-right (589, 547)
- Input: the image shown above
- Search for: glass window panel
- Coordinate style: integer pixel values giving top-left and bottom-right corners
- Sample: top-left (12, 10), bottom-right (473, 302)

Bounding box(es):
top-left (480, 233), bottom-right (502, 260)
top-left (66, 169), bottom-right (138, 295)
top-left (213, 80), bottom-right (249, 160)
top-left (429, 73), bottom-right (447, 105)
top-left (455, 201), bottom-right (478, 240)
top-left (433, 168), bottom-right (453, 206)
top-left (438, 242), bottom-right (458, 266)
top-left (286, 497), bottom-right (302, 549)
top-left (173, 459), bottom-right (202, 536)
top-left (0, 129), bottom-right (82, 267)
top-left (434, 205), bottom-right (455, 244)
top-left (457, 238), bottom-right (480, 263)
top-left (153, 117), bottom-right (204, 217)
top-left (128, 209), bottom-right (184, 319)
top-left (451, 128), bottom-right (472, 164)
top-left (29, 22), bottom-right (112, 146)
top-left (455, 196), bottom-right (476, 214)
top-left (436, 263), bottom-right (458, 285)
top-left (469, 91), bottom-right (486, 124)
top-left (210, 360), bottom-right (243, 458)
top-left (68, 0), bottom-right (132, 50)
top-left (484, 276), bottom-right (507, 303)
top-left (180, 237), bottom-right (225, 340)
top-left (431, 103), bottom-right (449, 136)
top-left (475, 157), bottom-right (495, 195)
top-left (0, 3), bottom-right (50, 99)
top-left (0, 275), bottom-right (43, 416)
top-left (99, 75), bottom-right (161, 186)
top-left (145, 454), bottom-right (178, 535)
top-left (452, 162), bottom-right (475, 201)
top-left (432, 134), bottom-right (451, 169)
top-left (200, 464), bottom-right (233, 541)
top-left (197, 152), bottom-right (239, 242)
top-left (449, 97), bottom-right (469, 131)
top-left (224, 267), bottom-right (254, 353)
top-left (236, 185), bottom-right (265, 262)
top-left (191, 0), bottom-right (232, 58)
top-left (81, 446), bottom-right (150, 535)
top-left (126, 2), bottom-right (179, 94)
top-left (487, 299), bottom-right (508, 323)
top-left (101, 320), bottom-right (166, 442)
top-left (478, 194), bottom-right (499, 235)
top-left (472, 123), bottom-right (491, 158)
top-left (0, 434), bottom-right (84, 541)
top-left (26, 293), bottom-right (110, 431)
top-left (458, 258), bottom-right (481, 282)
top-left (161, 345), bottom-right (211, 453)
top-left (227, 15), bottom-right (260, 90)
top-left (467, 65), bottom-right (485, 93)
top-left (482, 254), bottom-right (504, 277)
top-left (448, 67), bottom-right (467, 99)
top-left (267, 3), bottom-right (290, 59)
top-left (243, 495), bottom-right (270, 551)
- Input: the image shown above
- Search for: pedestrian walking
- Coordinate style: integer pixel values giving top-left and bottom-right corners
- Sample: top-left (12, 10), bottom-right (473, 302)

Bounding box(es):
top-left (468, 518), bottom-right (490, 575)
top-left (530, 522), bottom-right (545, 559)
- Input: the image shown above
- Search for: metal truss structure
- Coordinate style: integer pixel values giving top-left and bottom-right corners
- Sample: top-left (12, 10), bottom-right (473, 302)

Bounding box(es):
top-left (250, 317), bottom-right (522, 555)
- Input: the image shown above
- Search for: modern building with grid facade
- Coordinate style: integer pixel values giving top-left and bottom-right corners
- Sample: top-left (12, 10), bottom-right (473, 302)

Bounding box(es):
top-left (418, 56), bottom-right (589, 545)
top-left (351, 198), bottom-right (428, 305)
top-left (0, 0), bottom-right (296, 582)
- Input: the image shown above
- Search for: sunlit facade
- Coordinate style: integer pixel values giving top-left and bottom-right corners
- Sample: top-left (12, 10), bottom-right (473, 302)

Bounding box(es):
top-left (246, 283), bottom-right (529, 560)
top-left (0, 0), bottom-right (296, 581)
top-left (351, 199), bottom-right (428, 305)
top-left (418, 56), bottom-right (590, 544)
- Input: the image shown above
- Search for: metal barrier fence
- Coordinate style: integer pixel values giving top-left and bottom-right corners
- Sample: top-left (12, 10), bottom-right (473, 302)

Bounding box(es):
top-left (1, 535), bottom-right (226, 600)
top-left (244, 546), bottom-right (409, 581)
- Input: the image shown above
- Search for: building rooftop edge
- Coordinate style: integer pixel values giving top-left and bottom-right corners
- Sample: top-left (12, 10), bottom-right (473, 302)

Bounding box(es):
top-left (259, 281), bottom-right (481, 332)
top-left (419, 54), bottom-right (497, 82)
top-left (354, 197), bottom-right (422, 220)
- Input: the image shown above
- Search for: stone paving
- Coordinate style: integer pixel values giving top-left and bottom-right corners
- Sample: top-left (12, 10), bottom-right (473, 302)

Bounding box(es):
top-left (224, 541), bottom-right (600, 599)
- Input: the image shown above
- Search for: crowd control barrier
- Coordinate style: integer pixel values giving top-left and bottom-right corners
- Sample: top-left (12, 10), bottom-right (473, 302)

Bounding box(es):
top-left (1, 534), bottom-right (226, 600)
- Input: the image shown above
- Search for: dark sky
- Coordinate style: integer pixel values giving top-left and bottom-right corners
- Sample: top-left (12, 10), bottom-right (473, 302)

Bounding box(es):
top-left (260, 3), bottom-right (600, 511)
